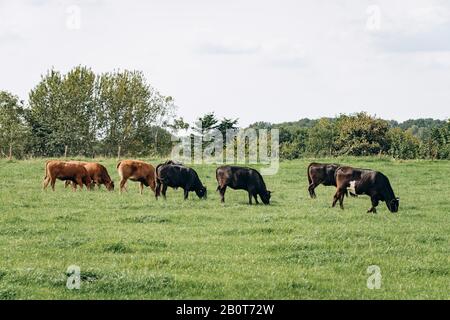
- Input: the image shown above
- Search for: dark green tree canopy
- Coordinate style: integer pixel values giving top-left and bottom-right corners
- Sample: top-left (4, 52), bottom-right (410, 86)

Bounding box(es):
top-left (0, 91), bottom-right (28, 158)
top-left (25, 66), bottom-right (174, 157)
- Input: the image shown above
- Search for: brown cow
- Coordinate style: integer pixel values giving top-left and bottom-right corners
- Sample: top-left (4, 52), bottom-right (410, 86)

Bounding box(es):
top-left (307, 163), bottom-right (340, 198)
top-left (43, 160), bottom-right (92, 191)
top-left (64, 161), bottom-right (114, 191)
top-left (333, 166), bottom-right (399, 213)
top-left (117, 160), bottom-right (156, 195)
top-left (307, 162), bottom-right (357, 199)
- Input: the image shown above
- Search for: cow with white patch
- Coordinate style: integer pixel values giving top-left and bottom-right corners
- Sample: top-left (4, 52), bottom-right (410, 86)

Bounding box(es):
top-left (333, 166), bottom-right (400, 213)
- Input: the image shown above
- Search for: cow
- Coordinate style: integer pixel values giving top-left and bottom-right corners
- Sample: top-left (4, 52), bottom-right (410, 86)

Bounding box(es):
top-left (307, 163), bottom-right (340, 198)
top-left (43, 160), bottom-right (92, 191)
top-left (155, 163), bottom-right (207, 200)
top-left (332, 166), bottom-right (400, 213)
top-left (64, 161), bottom-right (114, 191)
top-left (216, 166), bottom-right (272, 205)
top-left (116, 160), bottom-right (156, 195)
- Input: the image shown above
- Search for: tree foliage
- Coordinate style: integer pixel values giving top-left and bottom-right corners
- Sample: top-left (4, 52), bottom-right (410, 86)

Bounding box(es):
top-left (248, 114), bottom-right (449, 160)
top-left (335, 112), bottom-right (390, 156)
top-left (1, 66), bottom-right (449, 160)
top-left (24, 66), bottom-right (174, 157)
top-left (0, 91), bottom-right (28, 158)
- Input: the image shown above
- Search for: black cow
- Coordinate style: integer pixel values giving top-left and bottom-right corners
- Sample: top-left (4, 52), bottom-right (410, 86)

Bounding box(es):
top-left (155, 163), bottom-right (207, 200)
top-left (333, 166), bottom-right (399, 213)
top-left (216, 166), bottom-right (272, 205)
top-left (307, 163), bottom-right (340, 198)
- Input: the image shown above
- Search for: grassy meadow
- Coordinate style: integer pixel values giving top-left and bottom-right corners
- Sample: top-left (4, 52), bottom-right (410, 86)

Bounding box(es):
top-left (0, 157), bottom-right (449, 299)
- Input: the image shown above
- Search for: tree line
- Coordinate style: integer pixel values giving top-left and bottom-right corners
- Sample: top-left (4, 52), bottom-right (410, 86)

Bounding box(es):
top-left (0, 66), bottom-right (449, 160)
top-left (250, 113), bottom-right (450, 160)
top-left (0, 66), bottom-right (180, 159)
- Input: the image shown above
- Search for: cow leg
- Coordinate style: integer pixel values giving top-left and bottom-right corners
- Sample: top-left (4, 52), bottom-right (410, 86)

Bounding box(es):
top-left (149, 178), bottom-right (156, 195)
top-left (254, 193), bottom-right (259, 204)
top-left (139, 182), bottom-right (144, 195)
top-left (161, 184), bottom-right (168, 199)
top-left (368, 197), bottom-right (379, 213)
top-left (332, 188), bottom-right (346, 209)
top-left (339, 191), bottom-right (345, 210)
top-left (308, 183), bottom-right (317, 198)
top-left (43, 177), bottom-right (50, 190)
top-left (219, 186), bottom-right (226, 203)
top-left (155, 180), bottom-right (161, 198)
top-left (94, 175), bottom-right (100, 188)
top-left (119, 178), bottom-right (127, 194)
top-left (332, 192), bottom-right (339, 208)
top-left (64, 180), bottom-right (71, 189)
top-left (247, 186), bottom-right (257, 205)
top-left (50, 177), bottom-right (57, 191)
top-left (183, 188), bottom-right (189, 200)
top-left (76, 178), bottom-right (83, 191)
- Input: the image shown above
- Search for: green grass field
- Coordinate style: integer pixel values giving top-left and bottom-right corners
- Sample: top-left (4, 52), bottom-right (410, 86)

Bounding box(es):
top-left (0, 158), bottom-right (449, 299)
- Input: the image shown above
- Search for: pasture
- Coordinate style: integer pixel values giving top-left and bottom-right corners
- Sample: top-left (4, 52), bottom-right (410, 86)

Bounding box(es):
top-left (0, 158), bottom-right (449, 299)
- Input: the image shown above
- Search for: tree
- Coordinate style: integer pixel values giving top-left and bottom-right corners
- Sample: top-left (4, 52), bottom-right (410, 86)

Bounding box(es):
top-left (216, 117), bottom-right (239, 137)
top-left (387, 128), bottom-right (420, 159)
top-left (307, 118), bottom-right (337, 156)
top-left (96, 70), bottom-right (173, 157)
top-left (167, 117), bottom-right (190, 133)
top-left (0, 91), bottom-right (28, 159)
top-left (27, 67), bottom-right (97, 157)
top-left (336, 112), bottom-right (390, 156)
top-left (191, 112), bottom-right (219, 135)
top-left (280, 127), bottom-right (309, 159)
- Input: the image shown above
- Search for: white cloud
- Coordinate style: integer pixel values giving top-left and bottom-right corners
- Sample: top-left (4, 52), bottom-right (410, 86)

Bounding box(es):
top-left (262, 40), bottom-right (307, 68)
top-left (369, 2), bottom-right (450, 52)
top-left (197, 39), bottom-right (261, 55)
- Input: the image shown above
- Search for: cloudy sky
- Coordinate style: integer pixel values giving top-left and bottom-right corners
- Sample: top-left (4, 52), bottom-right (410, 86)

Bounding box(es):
top-left (1, 0), bottom-right (449, 126)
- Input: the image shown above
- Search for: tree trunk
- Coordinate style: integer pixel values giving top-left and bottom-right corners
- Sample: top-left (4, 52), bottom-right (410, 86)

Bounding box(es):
top-left (117, 146), bottom-right (121, 160)
top-left (155, 131), bottom-right (158, 155)
top-left (9, 144), bottom-right (12, 160)
top-left (64, 145), bottom-right (68, 158)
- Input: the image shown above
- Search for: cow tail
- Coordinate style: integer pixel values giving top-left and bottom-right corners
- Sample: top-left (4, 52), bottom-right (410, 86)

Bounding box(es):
top-left (155, 163), bottom-right (162, 175)
top-left (215, 168), bottom-right (221, 191)
top-left (44, 160), bottom-right (51, 179)
top-left (307, 163), bottom-right (313, 185)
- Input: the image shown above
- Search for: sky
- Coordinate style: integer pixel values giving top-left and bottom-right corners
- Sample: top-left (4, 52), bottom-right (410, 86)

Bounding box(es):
top-left (1, 0), bottom-right (449, 126)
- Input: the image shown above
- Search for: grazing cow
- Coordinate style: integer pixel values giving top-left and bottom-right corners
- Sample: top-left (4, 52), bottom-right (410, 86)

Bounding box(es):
top-left (332, 166), bottom-right (400, 213)
top-left (64, 161), bottom-right (114, 191)
top-left (307, 163), bottom-right (340, 198)
top-left (117, 160), bottom-right (156, 194)
top-left (216, 166), bottom-right (272, 205)
top-left (43, 160), bottom-right (92, 191)
top-left (155, 163), bottom-right (207, 200)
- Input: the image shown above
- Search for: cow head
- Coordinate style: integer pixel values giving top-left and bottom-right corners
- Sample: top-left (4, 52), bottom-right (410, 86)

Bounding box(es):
top-left (196, 186), bottom-right (207, 199)
top-left (260, 190), bottom-right (272, 205)
top-left (388, 197), bottom-right (400, 213)
top-left (106, 180), bottom-right (115, 191)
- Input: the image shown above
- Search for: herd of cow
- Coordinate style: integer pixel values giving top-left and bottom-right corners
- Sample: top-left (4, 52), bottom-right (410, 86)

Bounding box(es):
top-left (42, 160), bottom-right (400, 213)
